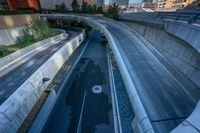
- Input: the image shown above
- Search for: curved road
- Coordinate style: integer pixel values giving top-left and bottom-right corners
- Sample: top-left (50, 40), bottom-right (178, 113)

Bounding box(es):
top-left (102, 20), bottom-right (196, 132)
top-left (43, 14), bottom-right (198, 133)
top-left (0, 28), bottom-right (82, 104)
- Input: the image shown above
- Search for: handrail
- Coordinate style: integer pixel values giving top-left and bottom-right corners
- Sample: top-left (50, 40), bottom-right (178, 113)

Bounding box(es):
top-left (156, 12), bottom-right (200, 24)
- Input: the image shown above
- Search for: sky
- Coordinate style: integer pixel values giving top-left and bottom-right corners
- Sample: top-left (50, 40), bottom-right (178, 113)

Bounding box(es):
top-left (129, 0), bottom-right (142, 4)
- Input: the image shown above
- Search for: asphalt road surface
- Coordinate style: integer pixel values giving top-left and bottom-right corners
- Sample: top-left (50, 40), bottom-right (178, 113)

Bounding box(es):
top-left (42, 31), bottom-right (114, 133)
top-left (94, 18), bottom-right (197, 132)
top-left (0, 28), bottom-right (82, 104)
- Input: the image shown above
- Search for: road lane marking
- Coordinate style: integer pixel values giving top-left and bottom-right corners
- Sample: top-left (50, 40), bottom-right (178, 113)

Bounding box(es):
top-left (77, 91), bottom-right (87, 133)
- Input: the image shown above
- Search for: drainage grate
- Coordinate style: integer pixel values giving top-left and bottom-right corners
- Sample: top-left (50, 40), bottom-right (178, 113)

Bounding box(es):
top-left (92, 85), bottom-right (103, 94)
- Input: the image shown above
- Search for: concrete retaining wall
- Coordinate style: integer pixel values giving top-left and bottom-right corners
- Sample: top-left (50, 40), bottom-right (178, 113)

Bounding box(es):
top-left (41, 14), bottom-right (154, 133)
top-left (164, 21), bottom-right (200, 54)
top-left (119, 13), bottom-right (200, 54)
top-left (0, 14), bottom-right (40, 29)
top-left (0, 27), bottom-right (25, 45)
top-left (0, 31), bottom-right (67, 72)
top-left (41, 14), bottom-right (200, 133)
top-left (0, 14), bottom-right (40, 45)
top-left (172, 100), bottom-right (200, 133)
top-left (0, 31), bottom-right (85, 133)
top-left (121, 21), bottom-right (200, 90)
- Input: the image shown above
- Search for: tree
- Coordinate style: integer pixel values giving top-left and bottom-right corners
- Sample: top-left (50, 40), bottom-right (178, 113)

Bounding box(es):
top-left (92, 4), bottom-right (97, 13)
top-left (87, 5), bottom-right (93, 13)
top-left (107, 2), bottom-right (119, 19)
top-left (55, 2), bottom-right (68, 13)
top-left (97, 6), bottom-right (103, 13)
top-left (112, 2), bottom-right (118, 18)
top-left (71, 0), bottom-right (80, 12)
top-left (81, 0), bottom-right (88, 13)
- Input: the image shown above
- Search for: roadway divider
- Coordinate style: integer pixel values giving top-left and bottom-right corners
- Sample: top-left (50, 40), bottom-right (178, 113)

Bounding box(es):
top-left (0, 30), bottom-right (68, 72)
top-left (107, 46), bottom-right (122, 133)
top-left (0, 30), bottom-right (85, 133)
top-left (41, 14), bottom-right (154, 133)
top-left (28, 38), bottom-right (89, 133)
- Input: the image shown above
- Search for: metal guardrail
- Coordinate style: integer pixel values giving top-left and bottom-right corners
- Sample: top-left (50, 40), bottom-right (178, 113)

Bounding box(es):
top-left (156, 12), bottom-right (200, 24)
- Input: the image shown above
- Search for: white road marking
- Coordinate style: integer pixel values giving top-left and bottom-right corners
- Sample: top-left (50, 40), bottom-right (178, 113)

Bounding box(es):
top-left (77, 91), bottom-right (87, 133)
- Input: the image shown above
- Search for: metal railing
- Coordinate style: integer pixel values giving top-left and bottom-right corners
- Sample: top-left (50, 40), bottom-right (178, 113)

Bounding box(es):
top-left (156, 12), bottom-right (200, 24)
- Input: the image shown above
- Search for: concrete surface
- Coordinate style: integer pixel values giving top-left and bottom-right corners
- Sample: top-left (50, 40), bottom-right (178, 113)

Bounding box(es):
top-left (42, 14), bottom-right (199, 133)
top-left (0, 14), bottom-right (40, 29)
top-left (42, 31), bottom-right (114, 133)
top-left (120, 21), bottom-right (200, 95)
top-left (0, 26), bottom-right (25, 45)
top-left (119, 13), bottom-right (200, 55)
top-left (29, 90), bottom-right (57, 133)
top-left (29, 32), bottom-right (89, 133)
top-left (171, 100), bottom-right (200, 133)
top-left (0, 31), bottom-right (67, 72)
top-left (0, 29), bottom-right (85, 133)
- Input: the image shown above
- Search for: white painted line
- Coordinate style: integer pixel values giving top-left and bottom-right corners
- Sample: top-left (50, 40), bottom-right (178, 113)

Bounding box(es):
top-left (77, 91), bottom-right (87, 133)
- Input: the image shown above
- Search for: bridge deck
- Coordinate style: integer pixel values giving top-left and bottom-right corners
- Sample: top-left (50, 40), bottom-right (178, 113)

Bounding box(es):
top-left (0, 28), bottom-right (81, 105)
top-left (101, 19), bottom-right (197, 132)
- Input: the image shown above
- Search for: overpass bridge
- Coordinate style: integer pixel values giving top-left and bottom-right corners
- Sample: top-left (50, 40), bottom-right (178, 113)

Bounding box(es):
top-left (42, 14), bottom-right (199, 133)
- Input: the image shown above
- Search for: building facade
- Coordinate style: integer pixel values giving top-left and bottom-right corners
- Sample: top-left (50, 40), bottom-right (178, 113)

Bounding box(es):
top-left (156, 0), bottom-right (198, 11)
top-left (109, 0), bottom-right (129, 5)
top-left (5, 0), bottom-right (40, 10)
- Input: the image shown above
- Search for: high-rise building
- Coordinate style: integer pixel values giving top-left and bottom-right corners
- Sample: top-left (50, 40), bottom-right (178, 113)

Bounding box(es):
top-left (156, 0), bottom-right (197, 11)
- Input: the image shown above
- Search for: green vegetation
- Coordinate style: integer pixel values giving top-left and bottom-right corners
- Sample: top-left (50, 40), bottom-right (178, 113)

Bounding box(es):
top-left (55, 2), bottom-right (68, 13)
top-left (0, 19), bottom-right (58, 57)
top-left (71, 0), bottom-right (80, 12)
top-left (105, 2), bottom-right (119, 20)
top-left (52, 1), bottom-right (113, 15)
top-left (0, 10), bottom-right (35, 15)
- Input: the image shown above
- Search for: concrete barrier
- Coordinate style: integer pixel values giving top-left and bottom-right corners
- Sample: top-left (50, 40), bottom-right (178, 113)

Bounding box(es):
top-left (0, 31), bottom-right (67, 72)
top-left (120, 21), bottom-right (200, 91)
top-left (0, 14), bottom-right (40, 45)
top-left (0, 31), bottom-right (85, 133)
top-left (29, 35), bottom-right (88, 133)
top-left (41, 14), bottom-right (200, 133)
top-left (164, 21), bottom-right (200, 53)
top-left (0, 27), bottom-right (25, 45)
top-left (119, 13), bottom-right (200, 55)
top-left (28, 90), bottom-right (57, 133)
top-left (105, 15), bottom-right (200, 133)
top-left (171, 100), bottom-right (200, 133)
top-left (0, 14), bottom-right (40, 30)
top-left (41, 14), bottom-right (154, 133)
